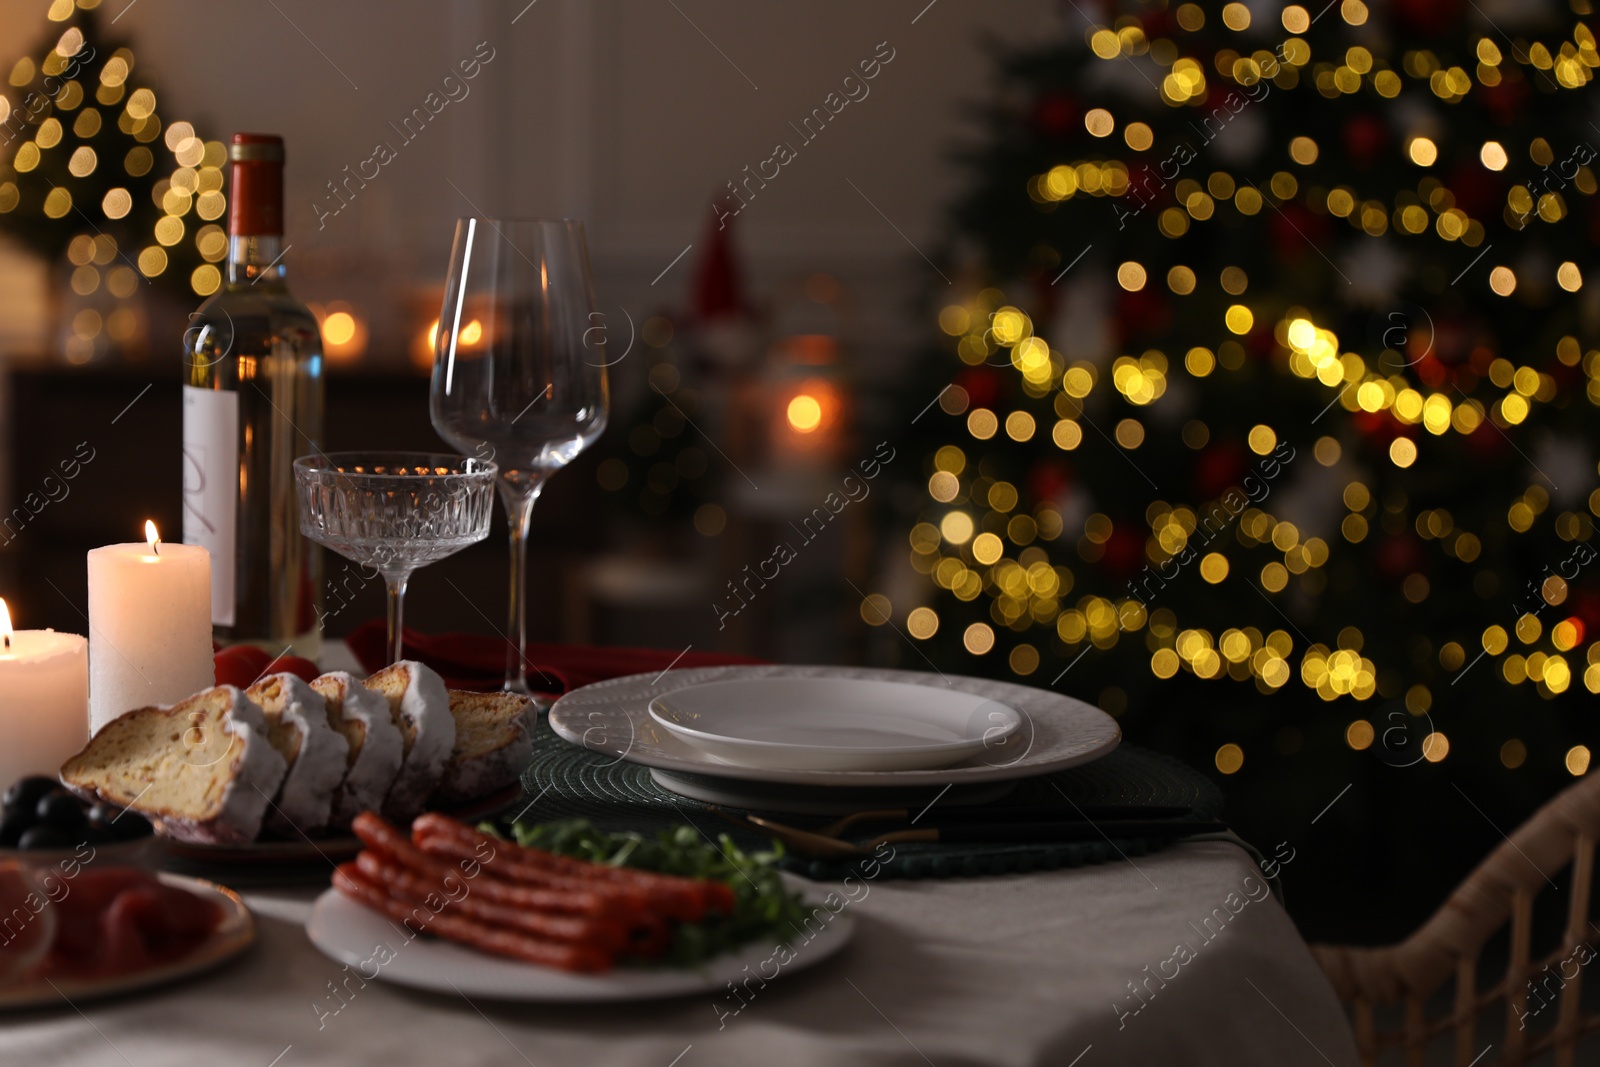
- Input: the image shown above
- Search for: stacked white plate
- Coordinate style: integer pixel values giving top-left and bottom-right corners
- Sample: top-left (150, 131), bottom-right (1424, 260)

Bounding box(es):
top-left (548, 665), bottom-right (1120, 812)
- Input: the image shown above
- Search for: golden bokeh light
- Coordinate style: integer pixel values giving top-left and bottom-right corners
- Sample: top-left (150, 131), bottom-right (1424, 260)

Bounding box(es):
top-left (940, 511), bottom-right (974, 545)
top-left (1407, 137), bottom-right (1438, 166)
top-left (1214, 743), bottom-right (1244, 774)
top-left (859, 593), bottom-right (891, 626)
top-left (1346, 720), bottom-right (1374, 750)
top-left (102, 187), bottom-right (131, 219)
top-left (963, 622), bottom-right (995, 654)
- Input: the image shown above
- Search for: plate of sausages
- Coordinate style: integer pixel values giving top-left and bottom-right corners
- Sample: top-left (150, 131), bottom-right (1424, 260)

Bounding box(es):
top-left (305, 812), bottom-right (855, 1001)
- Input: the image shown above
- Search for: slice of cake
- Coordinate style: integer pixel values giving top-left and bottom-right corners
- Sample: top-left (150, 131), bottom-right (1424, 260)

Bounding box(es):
top-left (246, 673), bottom-right (350, 837)
top-left (60, 686), bottom-right (287, 845)
top-left (362, 661), bottom-right (453, 822)
top-left (311, 671), bottom-right (404, 829)
top-left (434, 691), bottom-right (534, 803)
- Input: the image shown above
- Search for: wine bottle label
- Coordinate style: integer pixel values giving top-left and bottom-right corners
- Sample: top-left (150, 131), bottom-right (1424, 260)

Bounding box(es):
top-left (181, 385), bottom-right (239, 627)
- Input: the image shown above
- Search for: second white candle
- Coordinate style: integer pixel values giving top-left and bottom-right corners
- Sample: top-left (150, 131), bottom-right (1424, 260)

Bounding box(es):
top-left (87, 522), bottom-right (214, 733)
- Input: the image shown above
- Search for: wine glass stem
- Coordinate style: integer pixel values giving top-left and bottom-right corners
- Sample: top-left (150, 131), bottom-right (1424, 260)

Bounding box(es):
top-left (499, 478), bottom-right (544, 695)
top-left (384, 570), bottom-right (411, 667)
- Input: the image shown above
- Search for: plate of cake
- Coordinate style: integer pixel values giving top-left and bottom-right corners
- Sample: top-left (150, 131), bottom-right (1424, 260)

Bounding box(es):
top-left (58, 661), bottom-right (533, 865)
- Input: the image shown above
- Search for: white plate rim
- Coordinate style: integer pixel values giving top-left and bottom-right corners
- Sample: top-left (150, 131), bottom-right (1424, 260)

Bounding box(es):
top-left (647, 677), bottom-right (1023, 758)
top-left (549, 664), bottom-right (1121, 787)
top-left (0, 873), bottom-right (254, 1011)
top-left (305, 878), bottom-right (856, 1003)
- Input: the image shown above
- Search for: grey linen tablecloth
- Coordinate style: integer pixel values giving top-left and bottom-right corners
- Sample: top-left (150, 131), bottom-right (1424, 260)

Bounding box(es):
top-left (6, 840), bottom-right (1359, 1067)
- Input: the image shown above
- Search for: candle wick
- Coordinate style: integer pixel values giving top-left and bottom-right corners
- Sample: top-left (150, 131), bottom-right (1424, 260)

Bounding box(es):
top-left (4, 634), bottom-right (10, 651)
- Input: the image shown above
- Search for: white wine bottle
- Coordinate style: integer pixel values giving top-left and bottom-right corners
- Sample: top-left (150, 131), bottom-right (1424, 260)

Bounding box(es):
top-left (182, 133), bottom-right (323, 656)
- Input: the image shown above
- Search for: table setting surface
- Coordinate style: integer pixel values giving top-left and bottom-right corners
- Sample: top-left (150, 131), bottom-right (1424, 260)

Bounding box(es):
top-left (6, 839), bottom-right (1357, 1067)
top-left (3, 642), bottom-right (1359, 1067)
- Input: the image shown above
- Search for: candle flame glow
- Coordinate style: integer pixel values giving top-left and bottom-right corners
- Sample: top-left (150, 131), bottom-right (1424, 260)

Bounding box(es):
top-left (0, 597), bottom-right (11, 651)
top-left (145, 519), bottom-right (160, 555)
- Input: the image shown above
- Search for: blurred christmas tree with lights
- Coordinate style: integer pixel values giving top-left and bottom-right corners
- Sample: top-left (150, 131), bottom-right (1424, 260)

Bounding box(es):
top-left (899, 0), bottom-right (1600, 821)
top-left (0, 0), bottom-right (227, 305)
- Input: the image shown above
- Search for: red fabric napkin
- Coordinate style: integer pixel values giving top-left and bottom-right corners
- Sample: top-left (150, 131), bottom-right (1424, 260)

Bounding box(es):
top-left (345, 620), bottom-right (763, 696)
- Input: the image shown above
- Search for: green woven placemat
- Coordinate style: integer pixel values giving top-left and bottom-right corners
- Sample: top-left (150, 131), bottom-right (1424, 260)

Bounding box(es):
top-left (514, 718), bottom-right (1223, 881)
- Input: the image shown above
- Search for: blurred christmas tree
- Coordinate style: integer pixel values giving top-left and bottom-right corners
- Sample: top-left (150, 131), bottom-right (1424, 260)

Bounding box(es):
top-left (595, 208), bottom-right (753, 540)
top-left (0, 0), bottom-right (227, 304)
top-left (899, 0), bottom-right (1600, 807)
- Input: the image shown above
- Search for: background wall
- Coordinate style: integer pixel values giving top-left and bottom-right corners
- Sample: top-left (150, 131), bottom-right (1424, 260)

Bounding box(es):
top-left (0, 0), bottom-right (1058, 369)
top-left (0, 0), bottom-right (1061, 652)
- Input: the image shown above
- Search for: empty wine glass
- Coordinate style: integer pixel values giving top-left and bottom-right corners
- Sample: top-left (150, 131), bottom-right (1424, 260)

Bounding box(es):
top-left (295, 452), bottom-right (496, 666)
top-left (429, 218), bottom-right (610, 696)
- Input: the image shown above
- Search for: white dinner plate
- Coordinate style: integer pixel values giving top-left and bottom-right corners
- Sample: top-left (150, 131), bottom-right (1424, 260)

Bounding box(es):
top-left (305, 877), bottom-right (855, 1002)
top-left (0, 874), bottom-right (254, 1011)
top-left (549, 665), bottom-right (1120, 793)
top-left (648, 677), bottom-right (1023, 772)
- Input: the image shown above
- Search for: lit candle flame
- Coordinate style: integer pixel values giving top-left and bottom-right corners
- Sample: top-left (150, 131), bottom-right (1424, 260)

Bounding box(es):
top-left (145, 519), bottom-right (160, 556)
top-left (0, 597), bottom-right (11, 652)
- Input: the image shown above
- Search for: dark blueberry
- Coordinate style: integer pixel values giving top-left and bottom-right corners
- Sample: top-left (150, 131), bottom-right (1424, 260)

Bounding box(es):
top-left (35, 792), bottom-right (88, 836)
top-left (2, 776), bottom-right (60, 816)
top-left (86, 803), bottom-right (120, 827)
top-left (0, 809), bottom-right (28, 848)
top-left (106, 810), bottom-right (153, 840)
top-left (17, 826), bottom-right (71, 850)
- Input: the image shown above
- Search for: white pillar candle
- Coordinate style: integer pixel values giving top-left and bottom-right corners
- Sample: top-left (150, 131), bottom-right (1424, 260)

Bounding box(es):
top-left (0, 599), bottom-right (88, 788)
top-left (87, 521), bottom-right (214, 733)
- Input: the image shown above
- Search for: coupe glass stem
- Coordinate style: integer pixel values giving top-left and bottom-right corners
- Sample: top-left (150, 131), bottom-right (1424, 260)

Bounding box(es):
top-left (383, 570), bottom-right (410, 667)
top-left (499, 476), bottom-right (545, 696)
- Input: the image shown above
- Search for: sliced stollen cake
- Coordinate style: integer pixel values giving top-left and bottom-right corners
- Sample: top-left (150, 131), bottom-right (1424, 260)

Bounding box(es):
top-left (363, 661), bottom-right (453, 821)
top-left (247, 672), bottom-right (350, 836)
top-left (60, 686), bottom-right (287, 845)
top-left (434, 691), bottom-right (534, 802)
top-left (312, 671), bottom-right (403, 828)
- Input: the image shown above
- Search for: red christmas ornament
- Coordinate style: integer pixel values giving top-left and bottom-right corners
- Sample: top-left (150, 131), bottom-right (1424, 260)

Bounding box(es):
top-left (1247, 324), bottom-right (1276, 361)
top-left (1465, 420), bottom-right (1504, 458)
top-left (1448, 163), bottom-right (1501, 219)
top-left (1342, 114), bottom-right (1388, 168)
top-left (1194, 440), bottom-right (1247, 500)
top-left (954, 367), bottom-right (1003, 410)
top-left (1570, 592), bottom-right (1600, 635)
top-left (1126, 163), bottom-right (1175, 212)
top-left (1354, 410), bottom-right (1393, 441)
top-left (1027, 459), bottom-right (1074, 505)
top-left (1394, 0), bottom-right (1463, 35)
top-left (1031, 92), bottom-right (1078, 138)
top-left (692, 198), bottom-right (746, 322)
top-left (1480, 78), bottom-right (1531, 127)
top-left (1270, 202), bottom-right (1332, 265)
top-left (1138, 9), bottom-right (1176, 36)
top-left (1376, 534), bottom-right (1425, 582)
top-left (1101, 525), bottom-right (1144, 580)
top-left (1117, 287), bottom-right (1170, 342)
top-left (1414, 353), bottom-right (1448, 389)
top-left (1552, 361), bottom-right (1582, 391)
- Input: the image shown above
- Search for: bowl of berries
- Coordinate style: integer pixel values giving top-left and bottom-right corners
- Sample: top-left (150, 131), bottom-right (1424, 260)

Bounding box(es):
top-left (0, 775), bottom-right (157, 871)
